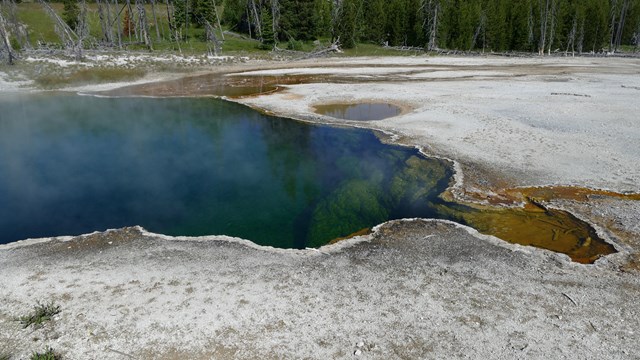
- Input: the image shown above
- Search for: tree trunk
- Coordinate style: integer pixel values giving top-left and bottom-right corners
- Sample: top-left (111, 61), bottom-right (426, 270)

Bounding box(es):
top-left (431, 1), bottom-right (439, 50)
top-left (614, 0), bottom-right (630, 52)
top-left (577, 18), bottom-right (584, 54)
top-left (609, 0), bottom-right (619, 52)
top-left (0, 11), bottom-right (15, 65)
top-left (204, 20), bottom-right (221, 55)
top-left (634, 21), bottom-right (640, 52)
top-left (2, 0), bottom-right (30, 50)
top-left (97, 0), bottom-right (114, 45)
top-left (136, 0), bottom-right (152, 49)
top-left (539, 0), bottom-right (550, 55)
top-left (165, 0), bottom-right (181, 52)
top-left (150, 0), bottom-right (161, 41)
top-left (75, 0), bottom-right (88, 58)
top-left (249, 0), bottom-right (262, 39)
top-left (37, 0), bottom-right (79, 51)
top-left (565, 15), bottom-right (577, 56)
top-left (547, 0), bottom-right (556, 55)
top-left (527, 3), bottom-right (534, 45)
top-left (114, 0), bottom-right (123, 48)
top-left (331, 0), bottom-right (342, 42)
top-left (270, 0), bottom-right (278, 42)
top-left (420, 0), bottom-right (440, 51)
top-left (470, 12), bottom-right (486, 51)
top-left (211, 0), bottom-right (224, 41)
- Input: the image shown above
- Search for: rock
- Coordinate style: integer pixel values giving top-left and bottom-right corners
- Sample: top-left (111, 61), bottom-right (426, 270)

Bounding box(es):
top-left (356, 341), bottom-right (365, 348)
top-left (354, 349), bottom-right (362, 356)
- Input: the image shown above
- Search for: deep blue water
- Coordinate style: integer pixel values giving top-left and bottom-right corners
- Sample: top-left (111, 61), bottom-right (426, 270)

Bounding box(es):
top-left (0, 94), bottom-right (451, 248)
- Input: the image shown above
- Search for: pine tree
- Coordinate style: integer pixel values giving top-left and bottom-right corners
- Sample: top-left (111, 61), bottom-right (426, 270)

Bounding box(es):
top-left (62, 0), bottom-right (80, 31)
top-left (261, 4), bottom-right (276, 46)
top-left (279, 0), bottom-right (319, 41)
top-left (173, 0), bottom-right (190, 30)
top-left (222, 0), bottom-right (247, 27)
top-left (213, 0), bottom-right (640, 53)
top-left (194, 0), bottom-right (216, 26)
top-left (583, 0), bottom-right (608, 52)
top-left (386, 0), bottom-right (405, 46)
top-left (363, 0), bottom-right (386, 44)
top-left (404, 0), bottom-right (421, 46)
top-left (314, 0), bottom-right (332, 38)
top-left (485, 0), bottom-right (508, 51)
top-left (337, 0), bottom-right (358, 47)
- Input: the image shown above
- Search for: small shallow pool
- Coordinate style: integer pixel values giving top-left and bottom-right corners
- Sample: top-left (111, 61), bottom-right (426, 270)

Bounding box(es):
top-left (314, 103), bottom-right (403, 121)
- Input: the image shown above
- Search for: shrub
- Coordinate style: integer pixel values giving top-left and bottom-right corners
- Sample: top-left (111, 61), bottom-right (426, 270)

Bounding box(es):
top-left (286, 39), bottom-right (303, 51)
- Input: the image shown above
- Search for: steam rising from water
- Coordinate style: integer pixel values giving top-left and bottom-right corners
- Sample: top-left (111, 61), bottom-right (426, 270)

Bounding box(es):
top-left (0, 94), bottom-right (445, 247)
top-left (0, 93), bottom-right (616, 263)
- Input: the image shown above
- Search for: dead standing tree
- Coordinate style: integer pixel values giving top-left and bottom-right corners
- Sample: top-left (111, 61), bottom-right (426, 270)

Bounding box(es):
top-left (204, 19), bottom-right (221, 55)
top-left (248, 0), bottom-right (262, 39)
top-left (330, 0), bottom-right (342, 42)
top-left (537, 0), bottom-right (558, 55)
top-left (97, 0), bottom-right (115, 46)
top-left (2, 0), bottom-right (30, 51)
top-left (0, 10), bottom-right (15, 64)
top-left (270, 0), bottom-right (278, 42)
top-left (135, 0), bottom-right (152, 49)
top-left (419, 0), bottom-right (441, 51)
top-left (546, 0), bottom-right (557, 55)
top-left (565, 14), bottom-right (577, 56)
top-left (577, 17), bottom-right (585, 54)
top-left (165, 0), bottom-right (181, 53)
top-left (470, 11), bottom-right (487, 52)
top-left (113, 0), bottom-right (123, 48)
top-left (634, 21), bottom-right (640, 52)
top-left (38, 0), bottom-right (83, 59)
top-left (609, 0), bottom-right (631, 53)
top-left (77, 0), bottom-right (90, 48)
top-left (150, 0), bottom-right (161, 41)
top-left (538, 0), bottom-right (549, 55)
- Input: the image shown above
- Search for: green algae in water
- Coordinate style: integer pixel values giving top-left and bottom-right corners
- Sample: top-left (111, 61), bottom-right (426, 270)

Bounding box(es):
top-left (0, 94), bottom-right (450, 248)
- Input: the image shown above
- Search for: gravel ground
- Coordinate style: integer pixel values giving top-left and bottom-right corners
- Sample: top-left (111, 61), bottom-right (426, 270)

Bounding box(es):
top-left (1, 223), bottom-right (638, 359)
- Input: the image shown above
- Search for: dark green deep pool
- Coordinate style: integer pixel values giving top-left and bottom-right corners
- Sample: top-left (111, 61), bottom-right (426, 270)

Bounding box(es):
top-left (0, 94), bottom-right (453, 248)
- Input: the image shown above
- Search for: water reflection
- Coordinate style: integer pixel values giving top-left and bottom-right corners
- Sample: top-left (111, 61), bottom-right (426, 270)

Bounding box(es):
top-left (314, 103), bottom-right (402, 121)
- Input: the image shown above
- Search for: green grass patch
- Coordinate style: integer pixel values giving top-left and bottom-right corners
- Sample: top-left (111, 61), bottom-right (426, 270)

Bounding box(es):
top-left (219, 37), bottom-right (262, 53)
top-left (0, 353), bottom-right (11, 360)
top-left (34, 67), bottom-right (147, 89)
top-left (19, 302), bottom-right (61, 329)
top-left (30, 347), bottom-right (60, 360)
top-left (16, 3), bottom-right (60, 45)
top-left (618, 45), bottom-right (640, 52)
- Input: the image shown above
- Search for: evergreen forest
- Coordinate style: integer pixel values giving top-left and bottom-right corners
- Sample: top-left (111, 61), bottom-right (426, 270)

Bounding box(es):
top-left (224, 0), bottom-right (640, 53)
top-left (1, 0), bottom-right (639, 66)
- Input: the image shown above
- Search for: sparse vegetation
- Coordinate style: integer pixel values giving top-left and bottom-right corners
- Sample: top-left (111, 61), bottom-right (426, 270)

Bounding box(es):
top-left (19, 302), bottom-right (61, 329)
top-left (0, 353), bottom-right (11, 360)
top-left (30, 347), bottom-right (60, 360)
